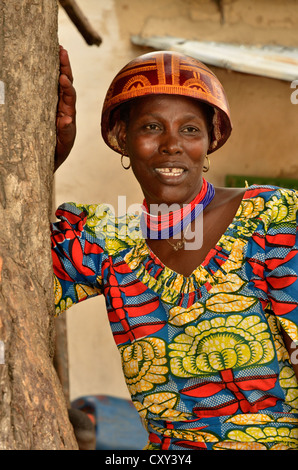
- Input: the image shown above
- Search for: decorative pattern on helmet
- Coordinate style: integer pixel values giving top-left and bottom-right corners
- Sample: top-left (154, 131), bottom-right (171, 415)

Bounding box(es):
top-left (101, 51), bottom-right (232, 154)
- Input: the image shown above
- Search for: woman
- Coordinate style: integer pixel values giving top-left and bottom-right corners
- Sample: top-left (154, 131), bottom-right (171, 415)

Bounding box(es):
top-left (54, 48), bottom-right (298, 450)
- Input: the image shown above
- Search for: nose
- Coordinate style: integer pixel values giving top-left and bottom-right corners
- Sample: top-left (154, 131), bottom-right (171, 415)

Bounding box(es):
top-left (158, 130), bottom-right (182, 156)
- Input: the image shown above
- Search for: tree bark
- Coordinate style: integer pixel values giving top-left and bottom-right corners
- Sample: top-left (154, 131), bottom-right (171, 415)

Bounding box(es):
top-left (0, 0), bottom-right (78, 449)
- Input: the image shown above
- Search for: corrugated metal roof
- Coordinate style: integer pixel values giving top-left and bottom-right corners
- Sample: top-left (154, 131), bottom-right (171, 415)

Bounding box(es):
top-left (131, 35), bottom-right (298, 82)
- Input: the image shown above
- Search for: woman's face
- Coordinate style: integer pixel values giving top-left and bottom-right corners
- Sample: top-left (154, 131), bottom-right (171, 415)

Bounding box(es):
top-left (117, 94), bottom-right (211, 207)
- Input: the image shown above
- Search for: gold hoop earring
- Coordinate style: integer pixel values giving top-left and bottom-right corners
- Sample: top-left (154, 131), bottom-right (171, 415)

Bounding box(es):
top-left (121, 154), bottom-right (131, 170)
top-left (203, 155), bottom-right (210, 173)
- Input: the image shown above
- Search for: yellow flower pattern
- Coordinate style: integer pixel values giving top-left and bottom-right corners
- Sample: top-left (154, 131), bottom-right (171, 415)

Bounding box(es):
top-left (168, 302), bottom-right (205, 326)
top-left (169, 315), bottom-right (274, 377)
top-left (119, 338), bottom-right (168, 396)
top-left (236, 197), bottom-right (265, 219)
top-left (215, 423), bottom-right (298, 450)
top-left (280, 366), bottom-right (298, 412)
top-left (54, 275), bottom-right (73, 315)
top-left (133, 392), bottom-right (191, 421)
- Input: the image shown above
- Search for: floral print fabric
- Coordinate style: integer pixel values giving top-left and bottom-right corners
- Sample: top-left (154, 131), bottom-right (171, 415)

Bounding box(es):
top-left (51, 186), bottom-right (298, 450)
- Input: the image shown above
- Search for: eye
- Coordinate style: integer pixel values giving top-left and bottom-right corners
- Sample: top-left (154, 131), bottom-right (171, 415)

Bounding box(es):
top-left (144, 123), bottom-right (161, 131)
top-left (181, 125), bottom-right (199, 134)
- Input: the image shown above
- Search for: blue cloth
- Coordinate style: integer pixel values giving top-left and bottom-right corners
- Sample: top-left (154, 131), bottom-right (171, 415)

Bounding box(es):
top-left (71, 395), bottom-right (148, 450)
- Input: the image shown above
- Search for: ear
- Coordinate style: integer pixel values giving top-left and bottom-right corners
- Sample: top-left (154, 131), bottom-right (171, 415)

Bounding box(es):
top-left (114, 120), bottom-right (127, 154)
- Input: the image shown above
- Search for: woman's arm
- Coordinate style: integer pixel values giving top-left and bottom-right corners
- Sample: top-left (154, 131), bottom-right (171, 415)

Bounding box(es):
top-left (55, 46), bottom-right (77, 171)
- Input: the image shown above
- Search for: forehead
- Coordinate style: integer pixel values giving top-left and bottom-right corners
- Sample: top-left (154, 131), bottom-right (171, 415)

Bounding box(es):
top-left (128, 94), bottom-right (209, 119)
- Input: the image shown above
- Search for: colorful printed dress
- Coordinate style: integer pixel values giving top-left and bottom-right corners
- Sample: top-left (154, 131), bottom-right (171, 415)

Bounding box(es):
top-left (51, 185), bottom-right (298, 450)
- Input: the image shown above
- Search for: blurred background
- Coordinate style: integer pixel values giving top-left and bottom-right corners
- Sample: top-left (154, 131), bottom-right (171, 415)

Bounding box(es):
top-left (55, 0), bottom-right (298, 404)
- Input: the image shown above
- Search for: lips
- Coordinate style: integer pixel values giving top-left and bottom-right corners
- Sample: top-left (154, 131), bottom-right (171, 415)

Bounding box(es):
top-left (155, 167), bottom-right (185, 177)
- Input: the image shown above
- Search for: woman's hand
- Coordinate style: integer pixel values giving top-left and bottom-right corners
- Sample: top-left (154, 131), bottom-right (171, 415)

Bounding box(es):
top-left (55, 46), bottom-right (76, 171)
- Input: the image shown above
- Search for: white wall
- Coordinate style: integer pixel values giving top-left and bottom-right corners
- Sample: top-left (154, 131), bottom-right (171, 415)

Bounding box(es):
top-left (56, 0), bottom-right (138, 401)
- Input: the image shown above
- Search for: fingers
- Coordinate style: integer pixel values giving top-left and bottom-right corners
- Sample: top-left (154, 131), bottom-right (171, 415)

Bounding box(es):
top-left (56, 111), bottom-right (76, 143)
top-left (55, 45), bottom-right (77, 170)
top-left (57, 114), bottom-right (73, 129)
top-left (59, 45), bottom-right (74, 83)
top-left (57, 47), bottom-right (76, 123)
top-left (55, 115), bottom-right (76, 171)
top-left (59, 73), bottom-right (76, 106)
top-left (58, 45), bottom-right (76, 104)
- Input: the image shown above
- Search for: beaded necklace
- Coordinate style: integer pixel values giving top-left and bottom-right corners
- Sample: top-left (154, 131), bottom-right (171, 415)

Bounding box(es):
top-left (141, 178), bottom-right (215, 240)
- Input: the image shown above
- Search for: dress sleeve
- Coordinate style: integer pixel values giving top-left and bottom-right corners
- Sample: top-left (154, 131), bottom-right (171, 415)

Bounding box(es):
top-left (51, 202), bottom-right (108, 315)
top-left (265, 189), bottom-right (298, 343)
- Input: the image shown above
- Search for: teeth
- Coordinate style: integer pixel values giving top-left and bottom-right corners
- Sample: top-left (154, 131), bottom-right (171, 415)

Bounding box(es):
top-left (156, 168), bottom-right (184, 176)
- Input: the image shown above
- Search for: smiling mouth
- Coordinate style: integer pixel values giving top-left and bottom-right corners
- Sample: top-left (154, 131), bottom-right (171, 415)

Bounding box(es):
top-left (155, 167), bottom-right (185, 177)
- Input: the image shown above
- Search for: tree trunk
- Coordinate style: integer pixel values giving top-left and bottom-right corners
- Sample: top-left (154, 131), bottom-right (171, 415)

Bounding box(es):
top-left (0, 0), bottom-right (78, 449)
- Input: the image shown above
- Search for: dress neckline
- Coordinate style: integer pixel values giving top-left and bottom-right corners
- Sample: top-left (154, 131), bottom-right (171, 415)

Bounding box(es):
top-left (142, 187), bottom-right (251, 278)
top-left (124, 187), bottom-right (260, 303)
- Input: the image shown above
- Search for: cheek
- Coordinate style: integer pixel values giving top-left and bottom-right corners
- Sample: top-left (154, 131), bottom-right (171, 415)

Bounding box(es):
top-left (196, 134), bottom-right (210, 155)
top-left (130, 158), bottom-right (151, 183)
top-left (185, 143), bottom-right (208, 167)
top-left (127, 138), bottom-right (158, 168)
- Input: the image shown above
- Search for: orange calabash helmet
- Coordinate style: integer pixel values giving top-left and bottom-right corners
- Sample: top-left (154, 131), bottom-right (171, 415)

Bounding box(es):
top-left (101, 50), bottom-right (232, 154)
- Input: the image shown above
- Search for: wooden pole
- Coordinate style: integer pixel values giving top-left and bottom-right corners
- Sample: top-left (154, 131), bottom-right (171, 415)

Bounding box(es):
top-left (59, 0), bottom-right (102, 46)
